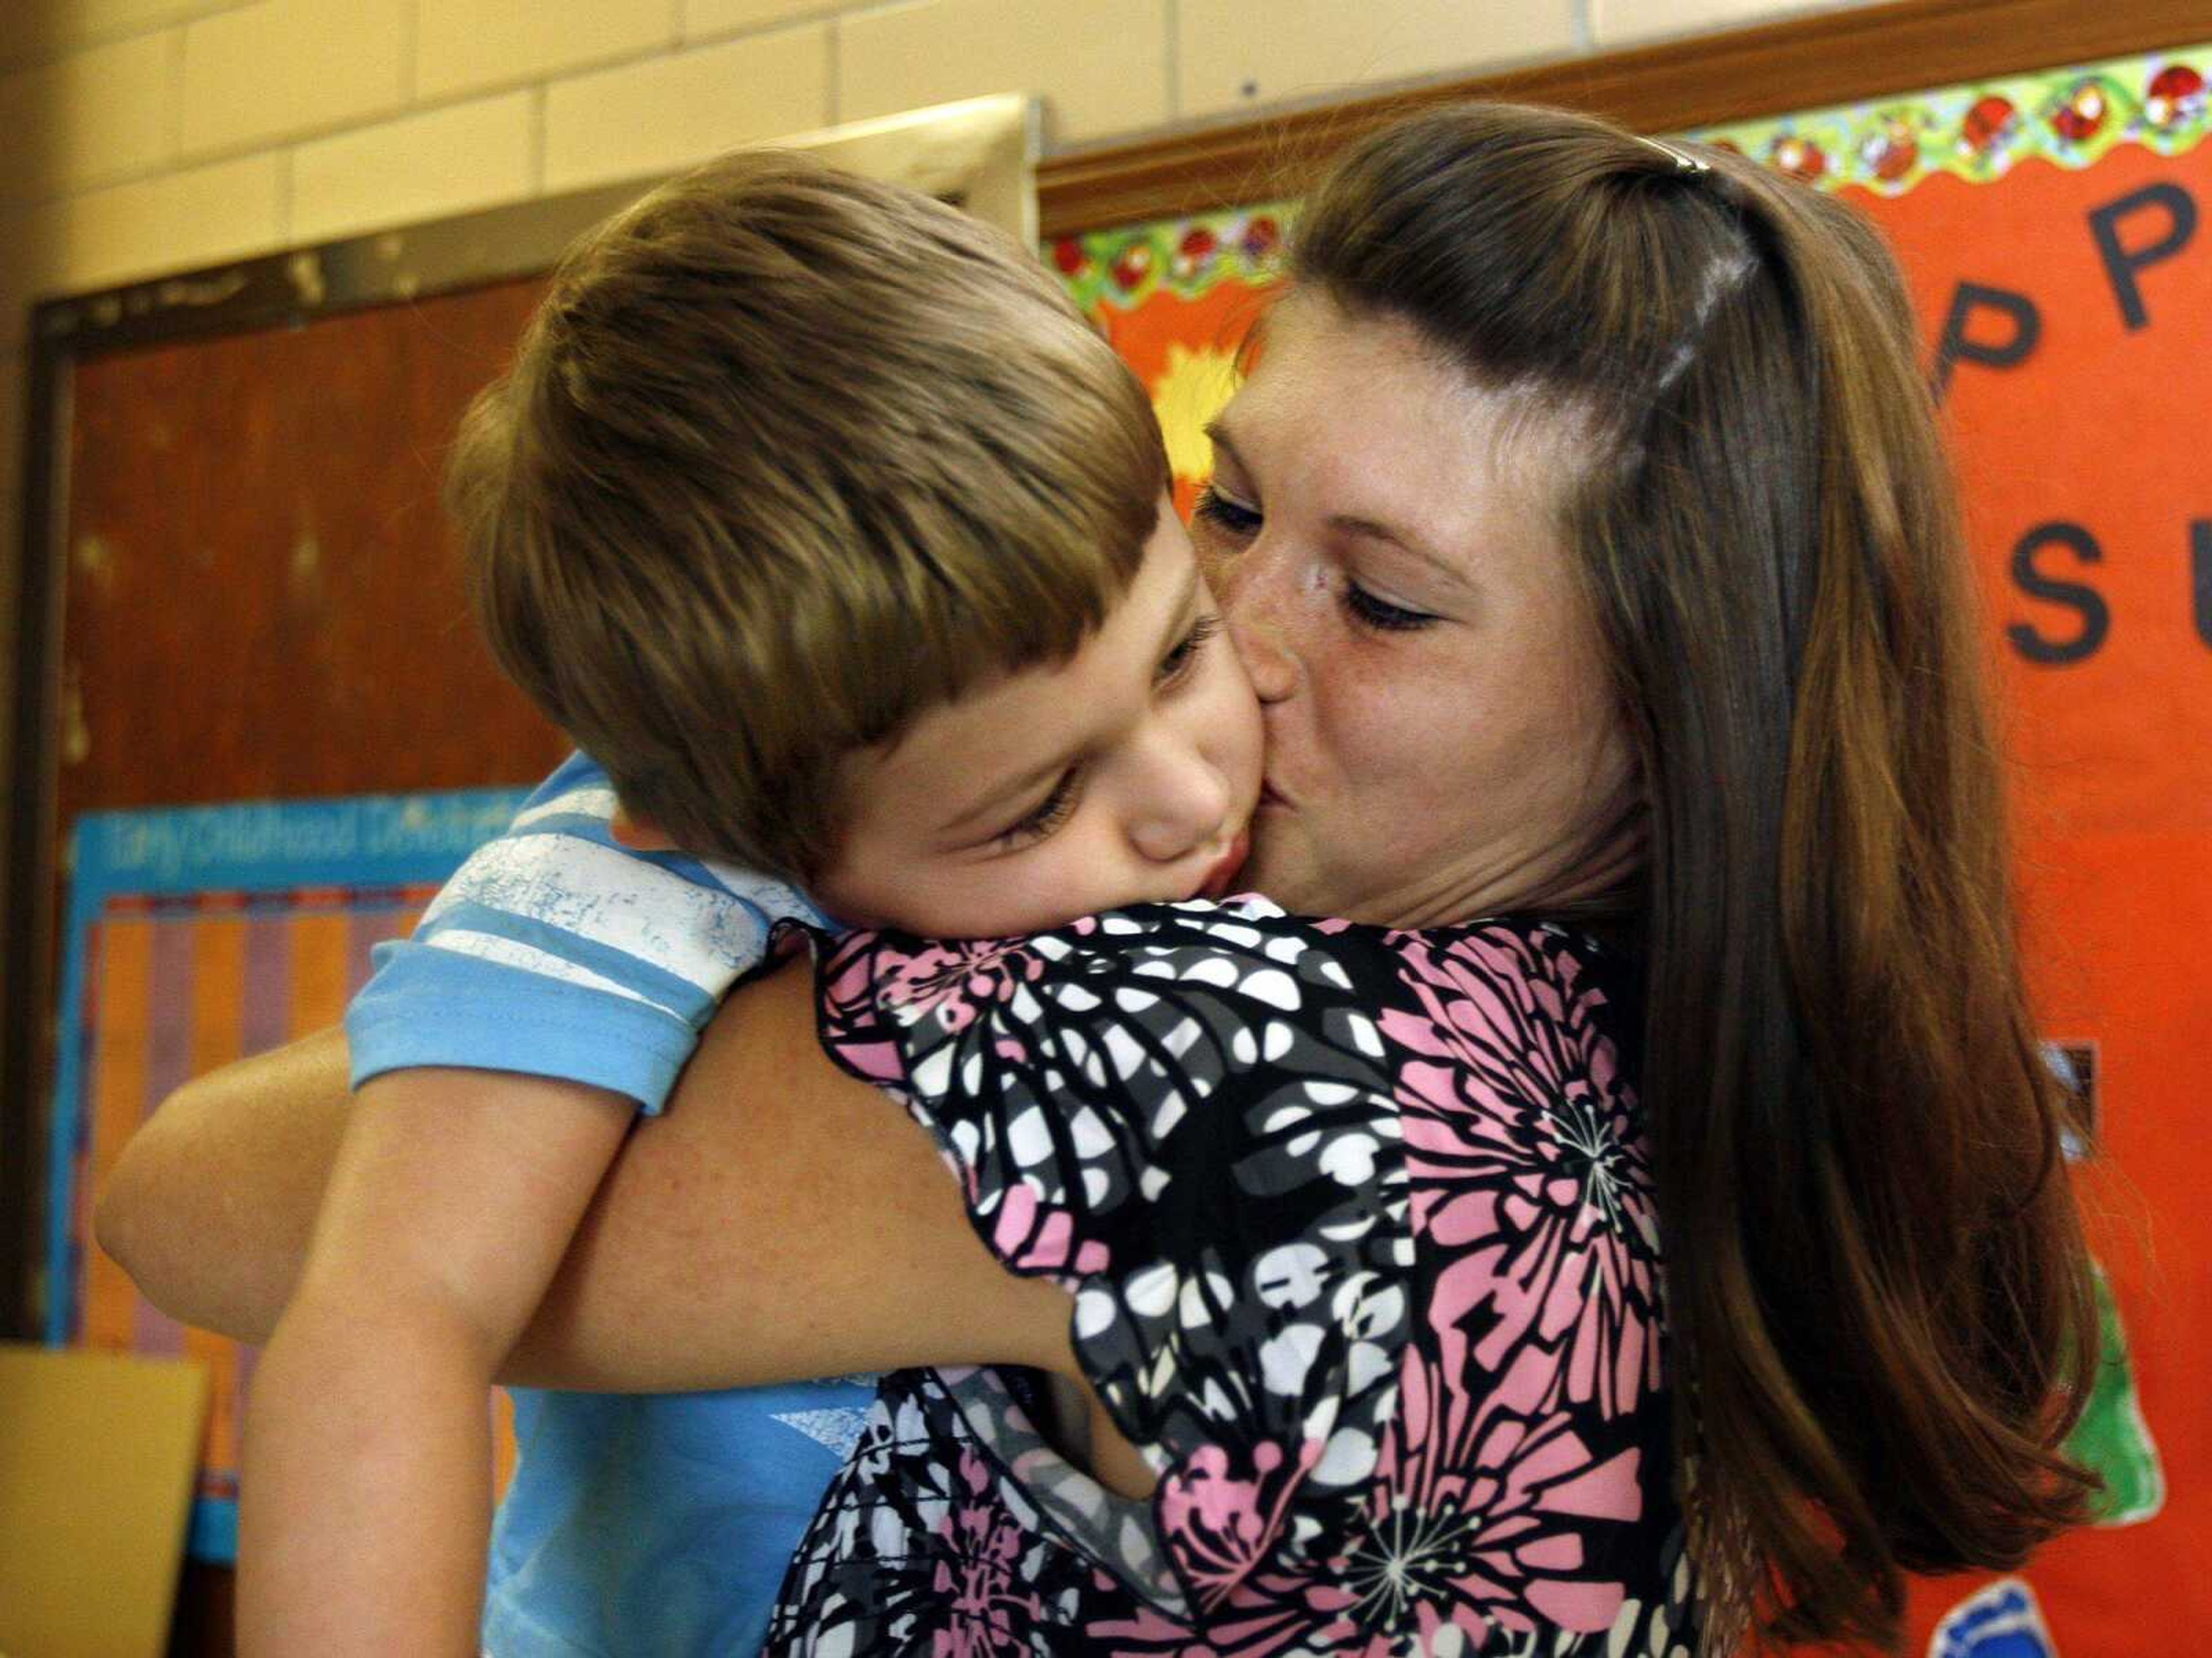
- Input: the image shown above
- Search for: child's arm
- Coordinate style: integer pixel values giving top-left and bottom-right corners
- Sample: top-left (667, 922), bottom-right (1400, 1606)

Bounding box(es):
top-left (238, 1070), bottom-right (630, 1656)
top-left (233, 752), bottom-right (820, 1653)
top-left (96, 750), bottom-right (818, 1346)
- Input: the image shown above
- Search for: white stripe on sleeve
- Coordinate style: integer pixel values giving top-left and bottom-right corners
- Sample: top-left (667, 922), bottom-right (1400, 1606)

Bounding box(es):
top-left (419, 834), bottom-right (766, 994)
top-left (421, 930), bottom-right (666, 1013)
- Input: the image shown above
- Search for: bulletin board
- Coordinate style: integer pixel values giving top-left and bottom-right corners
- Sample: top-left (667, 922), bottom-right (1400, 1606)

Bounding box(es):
top-left (1050, 39), bottom-right (2210, 1658)
top-left (47, 788), bottom-right (530, 1560)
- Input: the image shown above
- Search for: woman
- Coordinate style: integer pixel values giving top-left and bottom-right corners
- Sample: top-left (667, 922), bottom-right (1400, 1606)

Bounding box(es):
top-left (101, 103), bottom-right (2093, 1652)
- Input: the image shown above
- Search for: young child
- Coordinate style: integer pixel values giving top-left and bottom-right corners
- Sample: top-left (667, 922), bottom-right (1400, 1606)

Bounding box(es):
top-left (239, 152), bottom-right (1262, 1656)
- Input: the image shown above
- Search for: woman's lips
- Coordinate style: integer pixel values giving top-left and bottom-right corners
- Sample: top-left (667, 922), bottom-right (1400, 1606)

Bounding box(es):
top-left (1197, 828), bottom-right (1251, 900)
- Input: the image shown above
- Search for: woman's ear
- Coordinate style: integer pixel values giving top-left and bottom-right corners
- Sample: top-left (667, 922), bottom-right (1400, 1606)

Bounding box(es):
top-left (608, 808), bottom-right (680, 853)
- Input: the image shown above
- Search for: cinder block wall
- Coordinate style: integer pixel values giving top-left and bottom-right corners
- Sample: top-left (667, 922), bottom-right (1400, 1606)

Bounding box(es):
top-left (0, 0), bottom-right (1878, 828)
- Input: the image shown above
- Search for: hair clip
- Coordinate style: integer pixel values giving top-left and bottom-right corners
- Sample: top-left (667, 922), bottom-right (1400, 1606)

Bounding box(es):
top-left (1638, 135), bottom-right (1711, 174)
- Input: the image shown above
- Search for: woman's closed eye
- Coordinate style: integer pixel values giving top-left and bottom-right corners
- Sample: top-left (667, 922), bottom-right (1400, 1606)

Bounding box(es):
top-left (1342, 582), bottom-right (1437, 633)
top-left (1197, 483), bottom-right (1438, 634)
top-left (1194, 484), bottom-right (1262, 539)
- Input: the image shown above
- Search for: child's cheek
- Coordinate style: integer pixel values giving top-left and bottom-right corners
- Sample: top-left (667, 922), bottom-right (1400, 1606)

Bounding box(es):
top-left (993, 849), bottom-right (1109, 936)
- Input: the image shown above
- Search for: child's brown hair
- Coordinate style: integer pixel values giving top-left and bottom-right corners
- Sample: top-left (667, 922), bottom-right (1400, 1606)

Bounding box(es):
top-left (449, 150), bottom-right (1168, 879)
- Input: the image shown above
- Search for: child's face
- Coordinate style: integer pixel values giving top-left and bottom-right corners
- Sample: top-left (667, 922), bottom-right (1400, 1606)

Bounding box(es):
top-left (812, 502), bottom-right (1264, 939)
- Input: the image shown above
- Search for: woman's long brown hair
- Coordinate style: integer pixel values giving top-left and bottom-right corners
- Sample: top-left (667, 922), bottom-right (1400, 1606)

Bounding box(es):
top-left (1291, 103), bottom-right (2099, 1651)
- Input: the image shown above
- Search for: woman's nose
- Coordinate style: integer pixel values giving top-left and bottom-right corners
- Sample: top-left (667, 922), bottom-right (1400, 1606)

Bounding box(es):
top-left (1127, 733), bottom-right (1233, 863)
top-left (1229, 616), bottom-right (1298, 703)
top-left (1216, 548), bottom-right (1299, 703)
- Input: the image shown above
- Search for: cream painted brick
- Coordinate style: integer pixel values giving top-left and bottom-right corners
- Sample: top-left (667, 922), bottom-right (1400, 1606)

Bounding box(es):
top-left (181, 0), bottom-right (408, 157)
top-left (1179, 0), bottom-right (1577, 120)
top-left (684, 0), bottom-right (824, 41)
top-left (291, 93), bottom-right (535, 244)
top-left (1590, 0), bottom-right (1879, 49)
top-left (0, 31), bottom-right (178, 203)
top-left (0, 1), bottom-right (243, 69)
top-left (839, 0), bottom-right (1168, 144)
top-left (51, 152), bottom-right (285, 291)
top-left (416, 0), bottom-right (675, 103)
top-left (543, 25), bottom-right (831, 192)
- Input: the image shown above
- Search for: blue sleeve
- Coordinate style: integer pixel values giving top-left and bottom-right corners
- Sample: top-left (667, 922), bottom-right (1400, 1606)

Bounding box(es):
top-left (345, 753), bottom-right (834, 1112)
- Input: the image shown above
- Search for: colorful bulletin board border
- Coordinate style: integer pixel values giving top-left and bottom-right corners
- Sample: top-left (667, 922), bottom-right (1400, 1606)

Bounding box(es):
top-left (1052, 201), bottom-right (1294, 318)
top-left (1048, 44), bottom-right (2212, 317)
top-left (48, 787), bottom-right (531, 1559)
top-left (1691, 43), bottom-right (2212, 196)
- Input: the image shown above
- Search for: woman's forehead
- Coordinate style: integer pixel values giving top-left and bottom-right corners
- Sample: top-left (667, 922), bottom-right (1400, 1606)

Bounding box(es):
top-left (1221, 293), bottom-right (1579, 557)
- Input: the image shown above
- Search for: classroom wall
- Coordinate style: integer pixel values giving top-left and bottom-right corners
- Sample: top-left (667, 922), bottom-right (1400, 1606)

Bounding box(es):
top-left (0, 0), bottom-right (1882, 878)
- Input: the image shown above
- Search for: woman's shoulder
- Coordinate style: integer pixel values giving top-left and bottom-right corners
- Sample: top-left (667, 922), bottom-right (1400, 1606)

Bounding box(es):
top-left (799, 897), bottom-right (1650, 1290)
top-left (808, 897), bottom-right (1634, 1034)
top-left (802, 900), bottom-right (1643, 1172)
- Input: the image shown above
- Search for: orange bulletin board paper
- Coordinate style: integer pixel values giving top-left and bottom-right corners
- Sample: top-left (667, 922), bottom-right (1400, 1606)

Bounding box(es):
top-left (1056, 42), bottom-right (2210, 1658)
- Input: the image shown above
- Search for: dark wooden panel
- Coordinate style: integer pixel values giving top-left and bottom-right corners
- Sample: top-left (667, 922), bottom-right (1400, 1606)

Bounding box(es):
top-left (166, 1561), bottom-right (233, 1658)
top-left (1037, 0), bottom-right (2212, 235)
top-left (0, 277), bottom-right (566, 1341)
top-left (58, 277), bottom-right (566, 826)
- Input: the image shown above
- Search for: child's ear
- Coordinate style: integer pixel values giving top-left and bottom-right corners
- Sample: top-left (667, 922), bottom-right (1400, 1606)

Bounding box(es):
top-left (608, 808), bottom-right (679, 853)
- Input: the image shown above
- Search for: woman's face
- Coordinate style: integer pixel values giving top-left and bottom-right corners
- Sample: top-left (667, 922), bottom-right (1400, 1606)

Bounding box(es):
top-left (1194, 292), bottom-right (1638, 928)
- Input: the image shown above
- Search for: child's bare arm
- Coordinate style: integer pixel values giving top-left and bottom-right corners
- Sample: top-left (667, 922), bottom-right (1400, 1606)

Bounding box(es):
top-left (237, 1070), bottom-right (630, 1657)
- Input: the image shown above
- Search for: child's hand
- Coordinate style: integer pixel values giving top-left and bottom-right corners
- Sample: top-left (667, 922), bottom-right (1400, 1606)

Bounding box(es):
top-left (238, 1069), bottom-right (631, 1657)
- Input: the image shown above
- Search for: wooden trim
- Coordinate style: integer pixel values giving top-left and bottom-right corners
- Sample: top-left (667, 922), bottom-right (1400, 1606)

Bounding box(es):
top-left (1, 340), bottom-right (67, 1340)
top-left (1039, 0), bottom-right (2212, 237)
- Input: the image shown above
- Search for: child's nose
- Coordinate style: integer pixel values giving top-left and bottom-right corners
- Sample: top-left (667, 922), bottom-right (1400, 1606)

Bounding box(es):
top-left (1128, 736), bottom-right (1232, 864)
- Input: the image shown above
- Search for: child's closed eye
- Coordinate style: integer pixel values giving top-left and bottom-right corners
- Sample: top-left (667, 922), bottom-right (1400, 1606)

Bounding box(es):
top-left (1157, 614), bottom-right (1221, 687)
top-left (997, 768), bottom-right (1083, 850)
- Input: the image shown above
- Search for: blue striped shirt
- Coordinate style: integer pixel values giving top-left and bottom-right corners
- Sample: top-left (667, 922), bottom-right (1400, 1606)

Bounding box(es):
top-left (344, 752), bottom-right (869, 1657)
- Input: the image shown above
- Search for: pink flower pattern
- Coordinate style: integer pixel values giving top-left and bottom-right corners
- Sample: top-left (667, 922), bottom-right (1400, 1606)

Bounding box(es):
top-left (767, 905), bottom-right (1694, 1656)
top-left (930, 1451), bottom-right (1050, 1656)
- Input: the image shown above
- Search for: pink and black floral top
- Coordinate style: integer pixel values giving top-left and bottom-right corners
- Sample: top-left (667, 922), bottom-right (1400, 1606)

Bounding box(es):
top-left (764, 896), bottom-right (1697, 1656)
